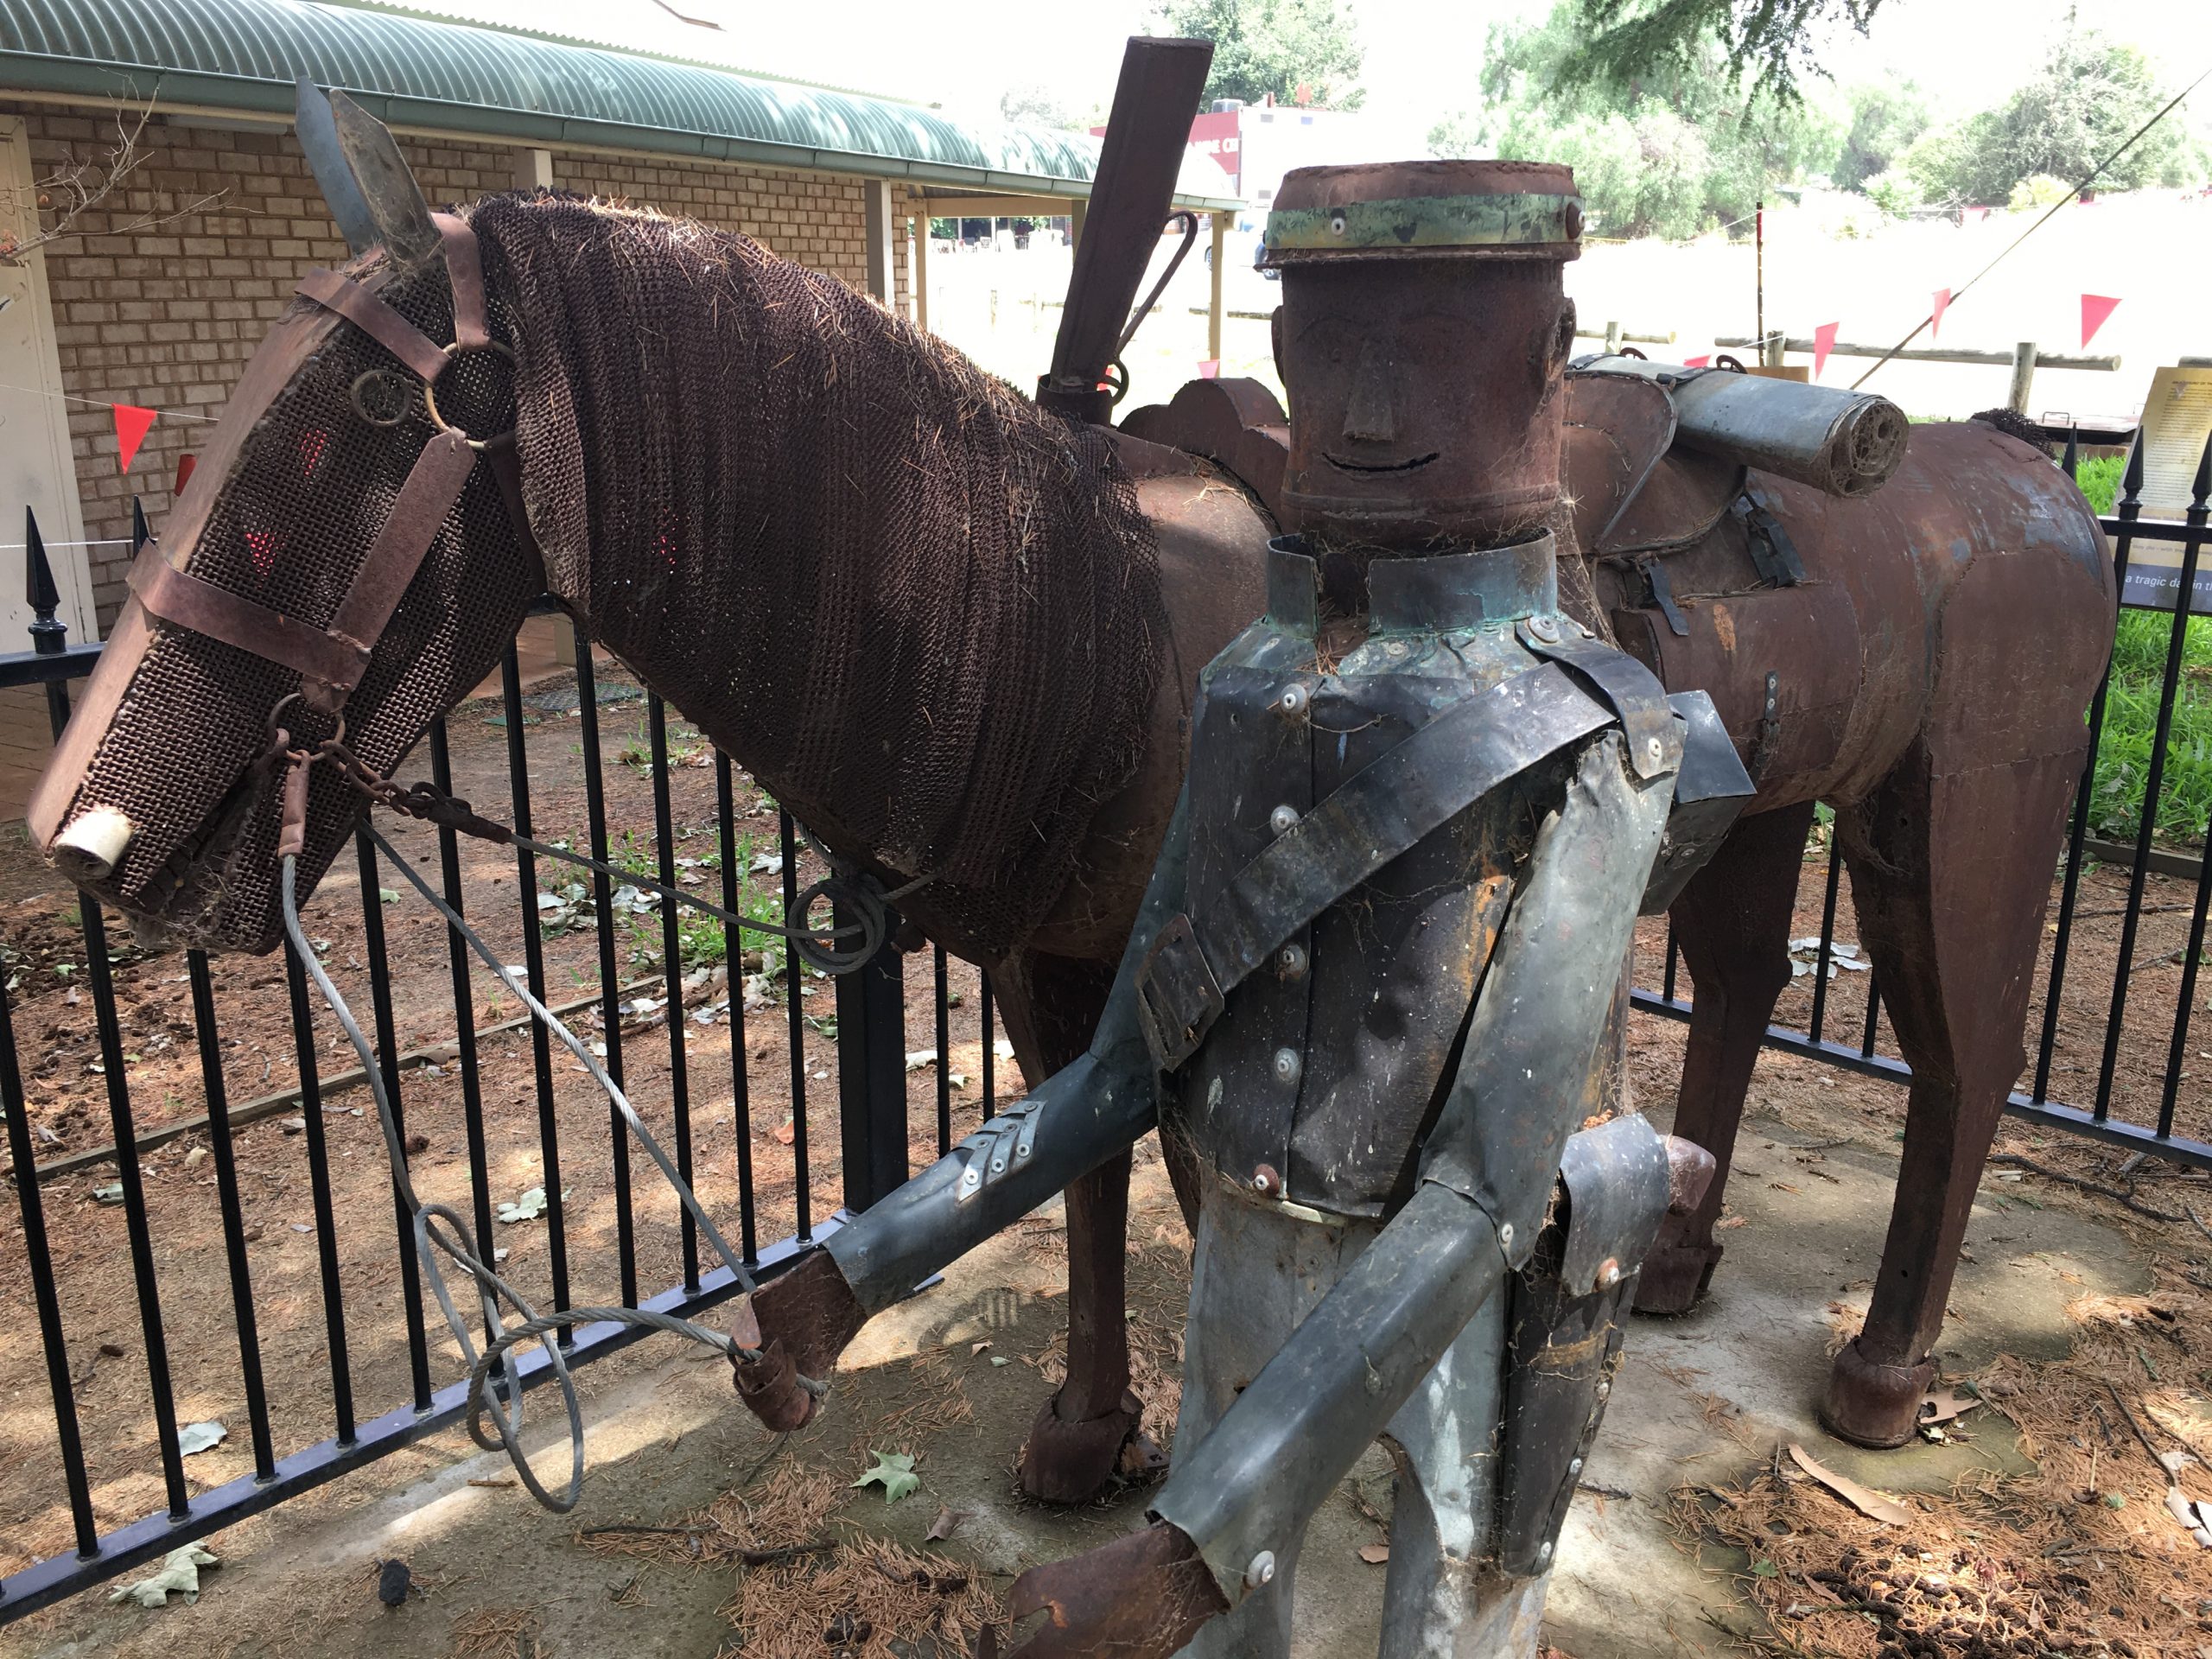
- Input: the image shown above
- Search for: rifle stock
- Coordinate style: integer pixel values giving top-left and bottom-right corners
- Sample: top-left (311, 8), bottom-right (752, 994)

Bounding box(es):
top-left (1037, 35), bottom-right (1214, 425)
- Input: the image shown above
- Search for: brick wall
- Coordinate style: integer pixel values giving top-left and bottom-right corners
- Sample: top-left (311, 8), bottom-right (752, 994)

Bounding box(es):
top-left (8, 103), bottom-right (913, 634)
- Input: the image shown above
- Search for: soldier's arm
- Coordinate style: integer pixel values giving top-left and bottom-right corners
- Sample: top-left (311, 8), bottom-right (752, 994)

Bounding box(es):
top-left (730, 790), bottom-right (1192, 1427)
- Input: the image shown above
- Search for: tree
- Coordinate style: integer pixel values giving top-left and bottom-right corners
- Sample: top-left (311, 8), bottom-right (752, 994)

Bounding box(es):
top-left (1833, 79), bottom-right (1929, 192)
top-left (1557, 0), bottom-right (1886, 103)
top-left (1154, 0), bottom-right (1365, 110)
top-left (1431, 3), bottom-right (1840, 241)
top-left (1899, 29), bottom-right (2196, 206)
top-left (1000, 83), bottom-right (1078, 130)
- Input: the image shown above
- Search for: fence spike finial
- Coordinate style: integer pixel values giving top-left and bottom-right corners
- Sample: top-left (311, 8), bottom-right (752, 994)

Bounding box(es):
top-left (131, 496), bottom-right (152, 553)
top-left (25, 505), bottom-right (58, 613)
top-left (2192, 429), bottom-right (2212, 513)
top-left (2120, 426), bottom-right (2146, 506)
top-left (25, 505), bottom-right (67, 657)
top-left (2062, 424), bottom-right (2079, 480)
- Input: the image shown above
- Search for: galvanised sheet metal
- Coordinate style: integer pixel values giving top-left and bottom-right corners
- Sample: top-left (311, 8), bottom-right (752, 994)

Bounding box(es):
top-left (0, 0), bottom-right (1163, 194)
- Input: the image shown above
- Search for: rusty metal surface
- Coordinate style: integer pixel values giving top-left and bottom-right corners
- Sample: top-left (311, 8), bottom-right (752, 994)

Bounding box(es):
top-left (1562, 371), bottom-right (1675, 550)
top-left (1117, 377), bottom-right (1291, 524)
top-left (1006, 1522), bottom-right (1226, 1658)
top-left (1266, 161), bottom-right (1580, 550)
top-left (1596, 448), bottom-right (1742, 556)
top-left (1037, 37), bottom-right (1214, 423)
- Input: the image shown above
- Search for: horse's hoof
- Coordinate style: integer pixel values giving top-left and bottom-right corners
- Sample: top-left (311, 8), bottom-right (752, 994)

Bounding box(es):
top-left (1632, 1237), bottom-right (1721, 1315)
top-left (1820, 1336), bottom-right (1935, 1448)
top-left (1018, 1389), bottom-right (1145, 1504)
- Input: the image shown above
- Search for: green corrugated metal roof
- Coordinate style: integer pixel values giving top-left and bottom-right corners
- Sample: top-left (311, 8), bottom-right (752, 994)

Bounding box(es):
top-left (0, 0), bottom-right (1241, 205)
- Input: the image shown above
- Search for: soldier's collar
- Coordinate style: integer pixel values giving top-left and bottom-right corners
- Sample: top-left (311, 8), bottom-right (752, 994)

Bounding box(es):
top-left (1265, 533), bottom-right (1559, 637)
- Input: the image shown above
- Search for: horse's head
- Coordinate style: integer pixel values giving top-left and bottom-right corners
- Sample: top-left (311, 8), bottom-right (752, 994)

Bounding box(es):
top-left (27, 87), bottom-right (539, 953)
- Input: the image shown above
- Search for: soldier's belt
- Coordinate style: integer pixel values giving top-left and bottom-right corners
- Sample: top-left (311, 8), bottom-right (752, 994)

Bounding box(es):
top-left (1135, 660), bottom-right (1630, 1071)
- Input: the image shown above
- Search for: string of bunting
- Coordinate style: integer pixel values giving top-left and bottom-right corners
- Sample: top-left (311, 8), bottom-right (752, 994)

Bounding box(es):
top-left (0, 378), bottom-right (217, 474)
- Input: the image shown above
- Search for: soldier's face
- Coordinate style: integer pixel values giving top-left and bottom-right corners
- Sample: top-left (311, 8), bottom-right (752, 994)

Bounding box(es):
top-left (1275, 261), bottom-right (1577, 550)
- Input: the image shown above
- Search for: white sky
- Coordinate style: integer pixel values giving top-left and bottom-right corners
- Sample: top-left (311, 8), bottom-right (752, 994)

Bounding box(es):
top-left (394, 0), bottom-right (2212, 149)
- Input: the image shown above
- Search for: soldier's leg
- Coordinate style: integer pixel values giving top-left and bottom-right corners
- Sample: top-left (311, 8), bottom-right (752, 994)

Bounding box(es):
top-left (1374, 1291), bottom-right (1545, 1659)
top-left (1174, 1183), bottom-right (1380, 1659)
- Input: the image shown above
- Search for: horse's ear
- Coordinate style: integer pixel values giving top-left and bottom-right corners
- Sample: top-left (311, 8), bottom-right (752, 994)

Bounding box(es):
top-left (294, 79), bottom-right (439, 263)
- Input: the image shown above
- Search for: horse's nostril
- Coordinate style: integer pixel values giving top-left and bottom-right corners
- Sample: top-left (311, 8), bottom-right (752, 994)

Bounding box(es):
top-left (52, 807), bottom-right (135, 883)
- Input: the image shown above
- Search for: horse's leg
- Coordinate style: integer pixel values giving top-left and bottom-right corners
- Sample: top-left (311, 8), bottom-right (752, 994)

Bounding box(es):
top-left (1636, 799), bottom-right (1816, 1314)
top-left (988, 950), bottom-right (1153, 1502)
top-left (1821, 741), bottom-right (2084, 1446)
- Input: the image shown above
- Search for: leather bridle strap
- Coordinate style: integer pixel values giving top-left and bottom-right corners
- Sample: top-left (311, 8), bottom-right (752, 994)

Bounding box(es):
top-left (296, 266), bottom-right (448, 383)
top-left (128, 548), bottom-right (370, 690)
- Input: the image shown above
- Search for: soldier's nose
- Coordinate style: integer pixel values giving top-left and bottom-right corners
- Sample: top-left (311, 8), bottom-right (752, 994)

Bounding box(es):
top-left (1341, 339), bottom-right (1395, 445)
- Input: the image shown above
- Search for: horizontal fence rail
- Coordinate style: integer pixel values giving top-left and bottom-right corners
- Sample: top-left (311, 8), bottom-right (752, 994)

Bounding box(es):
top-left (0, 556), bottom-right (999, 1618)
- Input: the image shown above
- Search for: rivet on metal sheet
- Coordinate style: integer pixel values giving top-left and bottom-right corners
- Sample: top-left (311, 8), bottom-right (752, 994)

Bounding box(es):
top-left (1497, 1221), bottom-right (1516, 1252)
top-left (1253, 1163), bottom-right (1281, 1196)
top-left (1268, 804), bottom-right (1300, 836)
top-left (1277, 942), bottom-right (1308, 979)
top-left (1246, 1550), bottom-right (1277, 1587)
top-left (1529, 613), bottom-right (1560, 644)
top-left (1274, 683), bottom-right (1310, 718)
top-left (1272, 1048), bottom-right (1301, 1086)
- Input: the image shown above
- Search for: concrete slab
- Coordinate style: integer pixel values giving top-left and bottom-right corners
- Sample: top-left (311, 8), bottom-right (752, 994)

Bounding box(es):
top-left (11, 1115), bottom-right (2145, 1659)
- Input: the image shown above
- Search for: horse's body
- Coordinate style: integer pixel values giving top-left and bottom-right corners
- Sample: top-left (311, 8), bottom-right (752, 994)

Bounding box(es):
top-left (32, 188), bottom-right (2110, 1488)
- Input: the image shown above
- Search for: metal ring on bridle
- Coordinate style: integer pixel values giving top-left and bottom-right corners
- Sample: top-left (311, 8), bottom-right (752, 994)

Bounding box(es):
top-left (422, 338), bottom-right (519, 452)
top-left (1102, 359), bottom-right (1130, 406)
top-left (788, 874), bottom-right (888, 974)
top-left (264, 690), bottom-right (345, 753)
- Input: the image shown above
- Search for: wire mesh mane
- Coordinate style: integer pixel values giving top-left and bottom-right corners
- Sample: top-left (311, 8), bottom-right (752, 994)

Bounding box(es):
top-left (471, 193), bottom-right (1166, 963)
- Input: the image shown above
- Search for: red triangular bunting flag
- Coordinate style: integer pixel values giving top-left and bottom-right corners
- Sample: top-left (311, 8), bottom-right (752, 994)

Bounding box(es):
top-left (174, 453), bottom-right (197, 498)
top-left (1812, 321), bottom-right (1840, 380)
top-left (2081, 294), bottom-right (2120, 349)
top-left (1682, 353), bottom-right (1711, 368)
top-left (1930, 289), bottom-right (1951, 339)
top-left (1198, 358), bottom-right (1221, 379)
top-left (112, 404), bottom-right (156, 474)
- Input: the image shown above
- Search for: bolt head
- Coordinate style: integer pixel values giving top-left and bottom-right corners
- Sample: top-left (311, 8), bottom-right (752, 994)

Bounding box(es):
top-left (1268, 803), bottom-right (1299, 836)
top-left (1536, 1541), bottom-right (1553, 1566)
top-left (1645, 737), bottom-right (1664, 761)
top-left (1272, 1047), bottom-right (1302, 1086)
top-left (1596, 1378), bottom-right (1611, 1400)
top-left (1253, 1163), bottom-right (1281, 1196)
top-left (1276, 683), bottom-right (1310, 717)
top-left (1277, 941), bottom-right (1309, 979)
top-left (1599, 1257), bottom-right (1623, 1288)
top-left (1529, 614), bottom-right (1560, 643)
top-left (1497, 1221), bottom-right (1515, 1252)
top-left (1567, 1456), bottom-right (1584, 1477)
top-left (1247, 1549), bottom-right (1277, 1587)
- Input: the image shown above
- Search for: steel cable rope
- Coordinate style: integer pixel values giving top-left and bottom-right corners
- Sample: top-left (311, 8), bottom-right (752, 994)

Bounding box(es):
top-left (1850, 62), bottom-right (2212, 391)
top-left (282, 828), bottom-right (825, 1512)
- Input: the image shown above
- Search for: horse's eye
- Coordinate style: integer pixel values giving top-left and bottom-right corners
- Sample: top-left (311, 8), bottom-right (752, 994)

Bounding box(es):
top-left (298, 428), bottom-right (329, 479)
top-left (349, 369), bottom-right (413, 429)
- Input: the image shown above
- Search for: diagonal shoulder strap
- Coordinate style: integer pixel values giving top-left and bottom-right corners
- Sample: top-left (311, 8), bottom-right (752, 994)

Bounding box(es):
top-left (1134, 661), bottom-right (1618, 1071)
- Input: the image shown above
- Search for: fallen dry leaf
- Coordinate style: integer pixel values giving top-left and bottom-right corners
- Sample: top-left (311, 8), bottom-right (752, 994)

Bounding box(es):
top-left (969, 1341), bottom-right (991, 1357)
top-left (1357, 1542), bottom-right (1390, 1565)
top-left (772, 1118), bottom-right (796, 1147)
top-left (1918, 1387), bottom-right (1981, 1426)
top-left (925, 1507), bottom-right (970, 1542)
top-left (1787, 1444), bottom-right (1913, 1526)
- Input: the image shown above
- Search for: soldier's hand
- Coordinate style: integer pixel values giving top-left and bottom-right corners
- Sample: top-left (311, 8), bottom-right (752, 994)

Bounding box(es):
top-left (1002, 1521), bottom-right (1228, 1656)
top-left (728, 1249), bottom-right (868, 1429)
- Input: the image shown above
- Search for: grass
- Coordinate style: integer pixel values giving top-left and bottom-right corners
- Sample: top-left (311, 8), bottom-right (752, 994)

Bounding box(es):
top-left (2074, 454), bottom-right (2210, 851)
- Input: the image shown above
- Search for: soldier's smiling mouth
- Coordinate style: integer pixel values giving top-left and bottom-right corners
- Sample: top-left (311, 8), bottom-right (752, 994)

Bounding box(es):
top-left (1325, 451), bottom-right (1440, 474)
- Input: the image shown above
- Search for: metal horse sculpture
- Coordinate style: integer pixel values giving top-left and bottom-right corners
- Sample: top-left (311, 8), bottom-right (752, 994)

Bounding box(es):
top-left (30, 48), bottom-right (2109, 1556)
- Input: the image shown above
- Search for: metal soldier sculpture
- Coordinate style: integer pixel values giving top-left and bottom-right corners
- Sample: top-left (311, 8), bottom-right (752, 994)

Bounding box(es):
top-left (734, 160), bottom-right (1750, 1656)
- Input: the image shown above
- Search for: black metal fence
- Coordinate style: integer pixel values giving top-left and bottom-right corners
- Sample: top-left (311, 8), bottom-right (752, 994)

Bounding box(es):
top-left (1, 428), bottom-right (2206, 1618)
top-left (1634, 428), bottom-right (2212, 1170)
top-left (0, 517), bottom-right (995, 1619)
